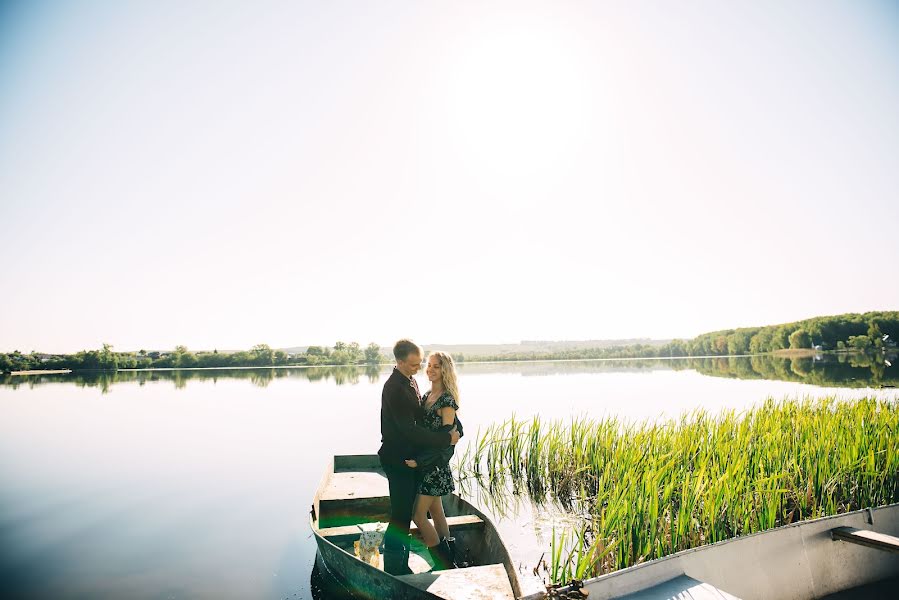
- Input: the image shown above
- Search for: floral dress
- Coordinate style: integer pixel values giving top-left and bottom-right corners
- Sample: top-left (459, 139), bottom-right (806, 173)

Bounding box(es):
top-left (418, 391), bottom-right (459, 496)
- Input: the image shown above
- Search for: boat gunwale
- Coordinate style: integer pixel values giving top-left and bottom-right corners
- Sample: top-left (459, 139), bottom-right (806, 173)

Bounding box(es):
top-left (576, 501), bottom-right (899, 596)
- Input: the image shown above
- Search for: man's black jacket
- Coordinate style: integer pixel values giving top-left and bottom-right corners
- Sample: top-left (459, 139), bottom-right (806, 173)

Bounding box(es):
top-left (378, 367), bottom-right (451, 467)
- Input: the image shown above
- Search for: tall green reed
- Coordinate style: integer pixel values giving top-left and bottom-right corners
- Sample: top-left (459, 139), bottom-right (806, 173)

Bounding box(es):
top-left (457, 396), bottom-right (899, 583)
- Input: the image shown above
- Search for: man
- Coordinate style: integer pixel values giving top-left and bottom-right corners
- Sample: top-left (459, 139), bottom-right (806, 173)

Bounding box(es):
top-left (378, 339), bottom-right (460, 575)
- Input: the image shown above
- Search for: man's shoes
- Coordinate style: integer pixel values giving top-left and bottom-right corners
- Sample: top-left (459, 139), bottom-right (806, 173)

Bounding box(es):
top-left (383, 548), bottom-right (412, 576)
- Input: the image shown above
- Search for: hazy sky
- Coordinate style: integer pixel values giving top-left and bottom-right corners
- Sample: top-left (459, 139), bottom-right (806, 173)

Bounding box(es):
top-left (2, 1), bottom-right (898, 353)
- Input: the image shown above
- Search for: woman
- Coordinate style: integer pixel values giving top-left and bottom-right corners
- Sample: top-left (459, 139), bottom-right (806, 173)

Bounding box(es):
top-left (405, 351), bottom-right (461, 570)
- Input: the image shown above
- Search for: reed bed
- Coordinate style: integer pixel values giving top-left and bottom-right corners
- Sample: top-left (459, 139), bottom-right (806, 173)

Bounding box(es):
top-left (455, 396), bottom-right (899, 582)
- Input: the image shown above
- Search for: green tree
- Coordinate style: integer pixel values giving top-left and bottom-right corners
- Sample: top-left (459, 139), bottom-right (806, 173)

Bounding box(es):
top-left (305, 346), bottom-right (330, 365)
top-left (868, 323), bottom-right (884, 348)
top-left (176, 346), bottom-right (198, 368)
top-left (789, 329), bottom-right (811, 349)
top-left (77, 349), bottom-right (101, 369)
top-left (749, 329), bottom-right (773, 354)
top-left (848, 335), bottom-right (872, 351)
top-left (97, 343), bottom-right (118, 370)
top-left (714, 336), bottom-right (728, 355)
top-left (364, 343), bottom-right (383, 364)
top-left (347, 342), bottom-right (362, 363)
top-left (770, 327), bottom-right (790, 350)
top-left (116, 353), bottom-right (137, 369)
top-left (661, 339), bottom-right (688, 357)
top-left (727, 331), bottom-right (752, 355)
top-left (252, 344), bottom-right (275, 366)
top-left (330, 341), bottom-right (363, 365)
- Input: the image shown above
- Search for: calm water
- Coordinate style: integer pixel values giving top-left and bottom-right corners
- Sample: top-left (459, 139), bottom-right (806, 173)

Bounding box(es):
top-left (1, 355), bottom-right (896, 599)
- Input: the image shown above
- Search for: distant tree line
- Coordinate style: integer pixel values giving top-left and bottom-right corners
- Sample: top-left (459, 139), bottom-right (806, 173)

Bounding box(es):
top-left (455, 311), bottom-right (899, 362)
top-left (666, 310), bottom-right (898, 357)
top-left (2, 312), bottom-right (896, 374)
top-left (0, 342), bottom-right (387, 374)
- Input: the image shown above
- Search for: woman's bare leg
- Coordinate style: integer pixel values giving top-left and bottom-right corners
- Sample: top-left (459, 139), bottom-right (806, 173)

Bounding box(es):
top-left (429, 497), bottom-right (450, 540)
top-left (413, 494), bottom-right (440, 548)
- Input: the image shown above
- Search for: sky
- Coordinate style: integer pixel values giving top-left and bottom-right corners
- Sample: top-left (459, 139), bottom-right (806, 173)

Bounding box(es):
top-left (1, 0), bottom-right (898, 354)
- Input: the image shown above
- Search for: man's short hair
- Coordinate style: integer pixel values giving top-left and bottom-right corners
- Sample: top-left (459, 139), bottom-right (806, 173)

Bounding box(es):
top-left (393, 339), bottom-right (422, 362)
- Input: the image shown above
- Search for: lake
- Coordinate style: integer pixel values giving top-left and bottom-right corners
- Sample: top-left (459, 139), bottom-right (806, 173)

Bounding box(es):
top-left (1, 354), bottom-right (896, 599)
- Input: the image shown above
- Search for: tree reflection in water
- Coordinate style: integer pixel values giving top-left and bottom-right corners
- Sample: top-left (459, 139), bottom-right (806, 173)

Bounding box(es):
top-left (1, 353), bottom-right (895, 392)
top-left (0, 364), bottom-right (387, 391)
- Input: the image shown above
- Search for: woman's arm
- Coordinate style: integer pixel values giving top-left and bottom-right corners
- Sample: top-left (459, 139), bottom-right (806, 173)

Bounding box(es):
top-left (439, 407), bottom-right (456, 427)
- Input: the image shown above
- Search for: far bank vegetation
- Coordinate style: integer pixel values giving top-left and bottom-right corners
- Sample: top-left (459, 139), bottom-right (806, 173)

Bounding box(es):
top-left (1, 311), bottom-right (896, 374)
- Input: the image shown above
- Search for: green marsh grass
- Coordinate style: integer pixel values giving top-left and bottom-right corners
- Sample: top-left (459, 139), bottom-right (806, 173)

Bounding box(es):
top-left (455, 397), bottom-right (899, 583)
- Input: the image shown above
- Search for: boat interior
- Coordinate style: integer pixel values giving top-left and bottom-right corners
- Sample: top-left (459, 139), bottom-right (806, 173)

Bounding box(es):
top-left (312, 455), bottom-right (537, 599)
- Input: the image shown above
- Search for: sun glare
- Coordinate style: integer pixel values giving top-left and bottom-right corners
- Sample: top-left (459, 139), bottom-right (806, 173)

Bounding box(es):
top-left (446, 22), bottom-right (597, 176)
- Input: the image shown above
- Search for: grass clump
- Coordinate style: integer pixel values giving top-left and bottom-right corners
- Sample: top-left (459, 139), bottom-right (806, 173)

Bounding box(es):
top-left (456, 396), bottom-right (899, 582)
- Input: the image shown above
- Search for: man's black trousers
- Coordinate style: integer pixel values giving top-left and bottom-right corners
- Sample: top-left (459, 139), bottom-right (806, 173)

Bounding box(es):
top-left (380, 458), bottom-right (417, 571)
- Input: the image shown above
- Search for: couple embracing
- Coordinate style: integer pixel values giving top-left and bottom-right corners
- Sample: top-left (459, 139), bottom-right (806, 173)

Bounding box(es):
top-left (377, 339), bottom-right (463, 575)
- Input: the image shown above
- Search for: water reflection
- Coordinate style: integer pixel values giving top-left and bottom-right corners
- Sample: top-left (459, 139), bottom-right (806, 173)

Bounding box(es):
top-left (457, 353), bottom-right (899, 388)
top-left (681, 352), bottom-right (897, 388)
top-left (1, 354), bottom-right (896, 599)
top-left (2, 353), bottom-right (894, 391)
top-left (310, 560), bottom-right (358, 600)
top-left (0, 365), bottom-right (385, 391)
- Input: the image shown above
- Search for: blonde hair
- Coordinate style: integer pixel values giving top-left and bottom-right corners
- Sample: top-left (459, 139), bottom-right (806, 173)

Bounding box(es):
top-left (430, 351), bottom-right (460, 407)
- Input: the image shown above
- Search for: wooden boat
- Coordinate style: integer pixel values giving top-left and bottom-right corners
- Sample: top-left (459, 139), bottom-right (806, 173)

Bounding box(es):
top-left (555, 502), bottom-right (899, 599)
top-left (310, 454), bottom-right (547, 600)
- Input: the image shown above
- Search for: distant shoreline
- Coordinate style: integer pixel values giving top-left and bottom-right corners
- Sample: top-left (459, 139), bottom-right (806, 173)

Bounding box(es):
top-left (104, 354), bottom-right (763, 372)
top-left (5, 349), bottom-right (896, 377)
top-left (49, 351), bottom-right (873, 373)
top-left (3, 310), bottom-right (897, 375)
top-left (9, 355), bottom-right (747, 375)
top-left (6, 352), bottom-right (896, 392)
top-left (10, 369), bottom-right (72, 375)
top-left (771, 348), bottom-right (819, 357)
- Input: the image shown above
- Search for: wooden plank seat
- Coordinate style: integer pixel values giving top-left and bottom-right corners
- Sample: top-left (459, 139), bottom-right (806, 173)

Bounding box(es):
top-left (317, 470), bottom-right (391, 525)
top-left (319, 514), bottom-right (485, 544)
top-left (396, 563), bottom-right (515, 600)
top-left (831, 526), bottom-right (899, 554)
